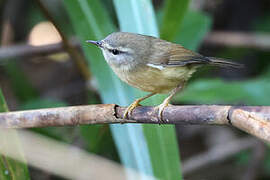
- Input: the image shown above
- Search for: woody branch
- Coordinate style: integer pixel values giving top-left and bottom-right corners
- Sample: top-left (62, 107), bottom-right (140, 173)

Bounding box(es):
top-left (0, 104), bottom-right (270, 142)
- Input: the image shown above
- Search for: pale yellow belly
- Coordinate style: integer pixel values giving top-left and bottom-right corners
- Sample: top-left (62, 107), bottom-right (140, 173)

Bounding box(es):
top-left (111, 65), bottom-right (196, 93)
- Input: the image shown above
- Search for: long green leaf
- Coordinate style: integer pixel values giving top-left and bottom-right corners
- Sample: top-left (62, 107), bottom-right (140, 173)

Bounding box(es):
top-left (176, 78), bottom-right (270, 106)
top-left (64, 0), bottom-right (177, 178)
top-left (175, 10), bottom-right (212, 51)
top-left (63, 0), bottom-right (133, 103)
top-left (0, 89), bottom-right (30, 180)
top-left (160, 0), bottom-right (189, 41)
top-left (64, 0), bottom-right (158, 177)
top-left (0, 91), bottom-right (8, 112)
top-left (63, 0), bottom-right (148, 175)
top-left (113, 0), bottom-right (158, 36)
top-left (4, 61), bottom-right (39, 102)
top-left (113, 0), bottom-right (182, 179)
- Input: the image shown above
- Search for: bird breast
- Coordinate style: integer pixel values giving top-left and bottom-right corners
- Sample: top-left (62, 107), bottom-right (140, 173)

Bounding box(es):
top-left (110, 64), bottom-right (196, 94)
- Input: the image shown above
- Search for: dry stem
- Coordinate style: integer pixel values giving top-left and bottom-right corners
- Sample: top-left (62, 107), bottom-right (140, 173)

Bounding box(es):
top-left (0, 104), bottom-right (270, 142)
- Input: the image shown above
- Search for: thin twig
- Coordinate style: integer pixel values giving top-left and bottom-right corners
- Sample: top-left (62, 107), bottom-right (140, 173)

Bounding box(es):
top-left (0, 104), bottom-right (270, 142)
top-left (204, 31), bottom-right (270, 50)
top-left (35, 0), bottom-right (91, 80)
top-left (0, 41), bottom-right (80, 61)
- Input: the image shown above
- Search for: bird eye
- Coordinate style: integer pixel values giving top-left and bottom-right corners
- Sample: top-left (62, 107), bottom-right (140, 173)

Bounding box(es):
top-left (111, 49), bottom-right (120, 55)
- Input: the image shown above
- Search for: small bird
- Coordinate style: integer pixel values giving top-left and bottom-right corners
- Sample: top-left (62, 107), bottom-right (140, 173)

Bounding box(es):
top-left (87, 32), bottom-right (242, 122)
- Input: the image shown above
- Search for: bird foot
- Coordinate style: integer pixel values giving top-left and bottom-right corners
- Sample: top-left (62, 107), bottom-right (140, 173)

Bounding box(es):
top-left (123, 100), bottom-right (141, 119)
top-left (155, 102), bottom-right (172, 124)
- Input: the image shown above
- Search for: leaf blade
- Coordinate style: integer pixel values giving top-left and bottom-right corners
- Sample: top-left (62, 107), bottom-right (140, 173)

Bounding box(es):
top-left (0, 89), bottom-right (30, 180)
top-left (113, 0), bottom-right (182, 179)
top-left (160, 0), bottom-right (190, 41)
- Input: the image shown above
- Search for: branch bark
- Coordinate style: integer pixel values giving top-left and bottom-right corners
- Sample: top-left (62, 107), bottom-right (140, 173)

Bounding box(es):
top-left (0, 104), bottom-right (270, 142)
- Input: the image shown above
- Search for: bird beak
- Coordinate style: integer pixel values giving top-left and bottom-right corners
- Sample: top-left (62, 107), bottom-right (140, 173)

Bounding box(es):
top-left (86, 40), bottom-right (102, 48)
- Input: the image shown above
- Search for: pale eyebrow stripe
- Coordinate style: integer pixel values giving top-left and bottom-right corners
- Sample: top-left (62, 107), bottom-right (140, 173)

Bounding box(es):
top-left (106, 46), bottom-right (133, 53)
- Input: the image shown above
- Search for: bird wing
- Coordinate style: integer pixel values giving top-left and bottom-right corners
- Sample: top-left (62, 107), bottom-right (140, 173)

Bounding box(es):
top-left (147, 38), bottom-right (209, 68)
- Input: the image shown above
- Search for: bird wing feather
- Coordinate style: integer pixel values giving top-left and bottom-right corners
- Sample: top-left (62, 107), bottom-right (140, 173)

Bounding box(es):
top-left (147, 38), bottom-right (209, 67)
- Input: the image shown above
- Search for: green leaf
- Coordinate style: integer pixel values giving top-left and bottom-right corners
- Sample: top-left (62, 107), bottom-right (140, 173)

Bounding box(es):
top-left (113, 0), bottom-right (182, 179)
top-left (143, 125), bottom-right (182, 179)
top-left (64, 0), bottom-right (155, 176)
top-left (0, 89), bottom-right (30, 180)
top-left (252, 13), bottom-right (270, 33)
top-left (175, 10), bottom-right (212, 51)
top-left (113, 0), bottom-right (159, 36)
top-left (80, 95), bottom-right (118, 158)
top-left (80, 124), bottom-right (119, 160)
top-left (234, 150), bottom-right (251, 166)
top-left (32, 0), bottom-right (115, 157)
top-left (175, 78), bottom-right (270, 105)
top-left (160, 0), bottom-right (189, 41)
top-left (0, 90), bottom-right (8, 113)
top-left (63, 0), bottom-right (139, 168)
top-left (63, 0), bottom-right (133, 103)
top-left (4, 61), bottom-right (39, 102)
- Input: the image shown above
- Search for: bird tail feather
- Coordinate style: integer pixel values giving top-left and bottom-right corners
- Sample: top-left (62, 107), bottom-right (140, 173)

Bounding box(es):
top-left (206, 57), bottom-right (244, 69)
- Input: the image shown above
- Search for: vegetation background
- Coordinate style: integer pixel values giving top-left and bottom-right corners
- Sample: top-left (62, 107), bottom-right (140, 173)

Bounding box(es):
top-left (0, 0), bottom-right (269, 179)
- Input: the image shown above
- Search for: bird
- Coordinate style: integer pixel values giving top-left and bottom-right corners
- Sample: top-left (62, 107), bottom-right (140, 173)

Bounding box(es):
top-left (86, 32), bottom-right (242, 122)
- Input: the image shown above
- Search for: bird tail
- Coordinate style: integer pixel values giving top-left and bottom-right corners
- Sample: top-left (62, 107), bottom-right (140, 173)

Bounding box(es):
top-left (206, 57), bottom-right (244, 69)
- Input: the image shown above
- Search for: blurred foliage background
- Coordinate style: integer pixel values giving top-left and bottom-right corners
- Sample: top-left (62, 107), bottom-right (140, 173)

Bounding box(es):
top-left (0, 0), bottom-right (270, 179)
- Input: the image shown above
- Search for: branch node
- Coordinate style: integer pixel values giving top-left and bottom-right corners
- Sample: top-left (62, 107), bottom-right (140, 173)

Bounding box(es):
top-left (227, 106), bottom-right (234, 126)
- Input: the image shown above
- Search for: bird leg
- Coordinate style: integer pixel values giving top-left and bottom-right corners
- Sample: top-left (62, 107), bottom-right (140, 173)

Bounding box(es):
top-left (123, 92), bottom-right (156, 119)
top-left (156, 83), bottom-right (185, 124)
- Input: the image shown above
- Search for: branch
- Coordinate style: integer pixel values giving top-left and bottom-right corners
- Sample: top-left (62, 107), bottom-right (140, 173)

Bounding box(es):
top-left (0, 104), bottom-right (270, 142)
top-left (0, 41), bottom-right (80, 60)
top-left (204, 31), bottom-right (270, 50)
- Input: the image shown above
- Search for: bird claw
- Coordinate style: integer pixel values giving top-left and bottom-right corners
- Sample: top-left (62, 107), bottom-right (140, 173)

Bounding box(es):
top-left (123, 101), bottom-right (141, 119)
top-left (155, 102), bottom-right (171, 125)
top-left (122, 93), bottom-right (156, 120)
